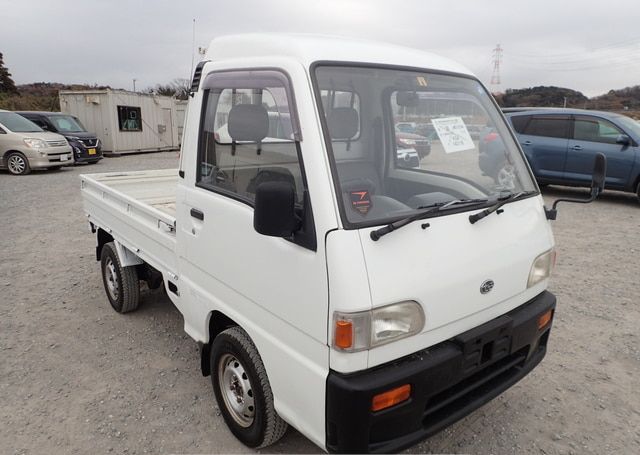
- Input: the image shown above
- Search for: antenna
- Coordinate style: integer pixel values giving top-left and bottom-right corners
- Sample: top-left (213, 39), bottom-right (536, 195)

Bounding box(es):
top-left (189, 19), bottom-right (196, 80)
top-left (491, 44), bottom-right (503, 87)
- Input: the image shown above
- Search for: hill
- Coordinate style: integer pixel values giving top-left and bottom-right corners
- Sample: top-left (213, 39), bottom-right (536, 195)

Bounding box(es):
top-left (0, 82), bottom-right (111, 111)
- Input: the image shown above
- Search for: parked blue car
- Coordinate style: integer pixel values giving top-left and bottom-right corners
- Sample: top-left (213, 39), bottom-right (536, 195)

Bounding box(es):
top-left (479, 108), bottom-right (640, 201)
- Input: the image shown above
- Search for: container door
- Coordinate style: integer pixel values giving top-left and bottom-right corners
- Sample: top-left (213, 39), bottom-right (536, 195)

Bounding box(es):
top-left (161, 108), bottom-right (174, 146)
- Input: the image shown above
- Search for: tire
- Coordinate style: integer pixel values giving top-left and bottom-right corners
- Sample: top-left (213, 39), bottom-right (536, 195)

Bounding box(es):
top-left (6, 152), bottom-right (31, 175)
top-left (636, 181), bottom-right (640, 204)
top-left (210, 327), bottom-right (287, 448)
top-left (100, 242), bottom-right (140, 313)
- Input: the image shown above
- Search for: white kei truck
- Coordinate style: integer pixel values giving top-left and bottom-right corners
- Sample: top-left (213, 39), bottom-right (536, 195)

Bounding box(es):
top-left (80, 34), bottom-right (605, 453)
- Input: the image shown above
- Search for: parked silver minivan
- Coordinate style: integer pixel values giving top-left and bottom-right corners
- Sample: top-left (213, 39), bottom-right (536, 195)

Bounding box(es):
top-left (0, 109), bottom-right (73, 175)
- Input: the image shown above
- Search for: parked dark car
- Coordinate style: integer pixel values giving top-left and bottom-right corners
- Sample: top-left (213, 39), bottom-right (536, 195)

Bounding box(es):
top-left (481, 108), bottom-right (640, 201)
top-left (17, 111), bottom-right (102, 164)
top-left (395, 129), bottom-right (431, 158)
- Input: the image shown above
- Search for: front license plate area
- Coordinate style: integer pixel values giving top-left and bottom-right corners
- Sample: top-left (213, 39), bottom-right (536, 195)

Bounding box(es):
top-left (60, 155), bottom-right (68, 161)
top-left (454, 315), bottom-right (513, 375)
top-left (88, 148), bottom-right (96, 155)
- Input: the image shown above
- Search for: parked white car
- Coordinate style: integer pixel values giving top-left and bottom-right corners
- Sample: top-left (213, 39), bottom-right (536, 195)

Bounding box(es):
top-left (0, 110), bottom-right (73, 175)
top-left (79, 34), bottom-right (603, 453)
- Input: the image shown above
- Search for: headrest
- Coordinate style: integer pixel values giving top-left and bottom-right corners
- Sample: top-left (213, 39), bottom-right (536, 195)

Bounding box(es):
top-left (327, 107), bottom-right (358, 140)
top-left (228, 104), bottom-right (269, 142)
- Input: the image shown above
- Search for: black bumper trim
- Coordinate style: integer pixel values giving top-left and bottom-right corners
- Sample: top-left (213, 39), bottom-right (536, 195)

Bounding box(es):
top-left (326, 290), bottom-right (556, 453)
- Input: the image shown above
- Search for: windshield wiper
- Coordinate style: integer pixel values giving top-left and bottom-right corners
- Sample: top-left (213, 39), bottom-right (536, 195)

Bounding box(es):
top-left (468, 191), bottom-right (537, 224)
top-left (370, 198), bottom-right (489, 241)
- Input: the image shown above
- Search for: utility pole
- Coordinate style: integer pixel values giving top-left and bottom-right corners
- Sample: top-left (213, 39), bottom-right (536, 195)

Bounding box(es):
top-left (132, 79), bottom-right (137, 92)
top-left (563, 96), bottom-right (567, 108)
top-left (490, 44), bottom-right (503, 89)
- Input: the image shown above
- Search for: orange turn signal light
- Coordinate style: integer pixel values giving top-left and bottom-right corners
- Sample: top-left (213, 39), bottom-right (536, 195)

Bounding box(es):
top-left (538, 309), bottom-right (553, 330)
top-left (371, 384), bottom-right (411, 412)
top-left (335, 320), bottom-right (353, 349)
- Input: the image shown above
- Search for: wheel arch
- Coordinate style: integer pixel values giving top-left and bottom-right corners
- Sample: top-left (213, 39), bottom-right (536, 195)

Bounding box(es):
top-left (96, 228), bottom-right (114, 261)
top-left (201, 311), bottom-right (239, 376)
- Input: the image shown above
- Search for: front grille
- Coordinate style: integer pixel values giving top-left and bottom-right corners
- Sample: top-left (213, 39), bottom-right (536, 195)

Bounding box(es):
top-left (79, 138), bottom-right (98, 147)
top-left (46, 140), bottom-right (67, 147)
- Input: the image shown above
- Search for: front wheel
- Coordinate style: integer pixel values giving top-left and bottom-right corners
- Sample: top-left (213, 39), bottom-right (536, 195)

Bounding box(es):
top-left (6, 152), bottom-right (31, 175)
top-left (210, 327), bottom-right (287, 448)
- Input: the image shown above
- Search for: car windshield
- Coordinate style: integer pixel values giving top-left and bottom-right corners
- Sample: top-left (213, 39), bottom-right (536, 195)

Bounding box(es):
top-left (0, 112), bottom-right (43, 133)
top-left (614, 114), bottom-right (640, 138)
top-left (47, 115), bottom-right (86, 133)
top-left (313, 65), bottom-right (537, 227)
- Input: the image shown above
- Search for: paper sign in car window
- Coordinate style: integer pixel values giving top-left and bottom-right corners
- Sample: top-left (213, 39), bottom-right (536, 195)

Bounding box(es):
top-left (431, 117), bottom-right (475, 153)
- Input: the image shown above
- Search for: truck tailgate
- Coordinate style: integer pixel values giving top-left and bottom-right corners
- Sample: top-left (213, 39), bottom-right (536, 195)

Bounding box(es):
top-left (80, 169), bottom-right (179, 276)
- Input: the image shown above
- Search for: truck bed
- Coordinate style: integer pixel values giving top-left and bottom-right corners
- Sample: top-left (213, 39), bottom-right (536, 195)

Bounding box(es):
top-left (80, 168), bottom-right (179, 278)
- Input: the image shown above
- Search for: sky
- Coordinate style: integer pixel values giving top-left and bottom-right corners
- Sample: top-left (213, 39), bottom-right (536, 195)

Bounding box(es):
top-left (1, 0), bottom-right (639, 97)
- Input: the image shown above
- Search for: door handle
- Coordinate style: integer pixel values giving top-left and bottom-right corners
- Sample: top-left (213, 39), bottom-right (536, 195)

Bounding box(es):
top-left (571, 145), bottom-right (583, 151)
top-left (522, 140), bottom-right (532, 146)
top-left (190, 208), bottom-right (205, 221)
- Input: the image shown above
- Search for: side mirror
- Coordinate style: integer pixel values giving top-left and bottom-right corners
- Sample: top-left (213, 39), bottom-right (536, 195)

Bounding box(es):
top-left (616, 134), bottom-right (631, 146)
top-left (545, 152), bottom-right (607, 220)
top-left (253, 181), bottom-right (299, 237)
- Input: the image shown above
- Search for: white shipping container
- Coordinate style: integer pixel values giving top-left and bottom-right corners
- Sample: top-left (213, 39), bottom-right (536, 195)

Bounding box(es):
top-left (59, 89), bottom-right (184, 154)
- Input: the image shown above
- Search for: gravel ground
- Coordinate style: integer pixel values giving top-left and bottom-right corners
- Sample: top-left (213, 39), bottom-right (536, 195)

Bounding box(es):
top-left (1, 152), bottom-right (639, 454)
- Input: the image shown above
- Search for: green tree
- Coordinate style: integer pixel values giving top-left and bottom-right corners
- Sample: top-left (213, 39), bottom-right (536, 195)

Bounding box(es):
top-left (0, 52), bottom-right (18, 94)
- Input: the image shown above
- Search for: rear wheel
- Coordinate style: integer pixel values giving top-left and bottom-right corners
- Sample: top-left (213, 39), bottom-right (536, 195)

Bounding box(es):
top-left (100, 242), bottom-right (140, 313)
top-left (6, 152), bottom-right (31, 175)
top-left (636, 181), bottom-right (640, 204)
top-left (210, 327), bottom-right (287, 448)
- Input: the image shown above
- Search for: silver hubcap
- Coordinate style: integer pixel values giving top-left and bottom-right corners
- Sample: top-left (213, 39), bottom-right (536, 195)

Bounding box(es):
top-left (218, 354), bottom-right (255, 427)
top-left (497, 164), bottom-right (516, 190)
top-left (105, 258), bottom-right (119, 300)
top-left (8, 155), bottom-right (26, 174)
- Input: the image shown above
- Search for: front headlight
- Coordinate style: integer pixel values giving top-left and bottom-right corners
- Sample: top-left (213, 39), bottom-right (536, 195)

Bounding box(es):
top-left (398, 138), bottom-right (416, 146)
top-left (23, 138), bottom-right (48, 149)
top-left (333, 301), bottom-right (425, 352)
top-left (527, 249), bottom-right (556, 288)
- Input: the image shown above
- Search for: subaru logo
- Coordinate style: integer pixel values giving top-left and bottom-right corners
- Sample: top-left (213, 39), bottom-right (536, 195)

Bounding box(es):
top-left (480, 280), bottom-right (494, 294)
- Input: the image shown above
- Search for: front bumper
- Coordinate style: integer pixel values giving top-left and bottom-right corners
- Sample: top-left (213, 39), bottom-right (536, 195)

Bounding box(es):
top-left (29, 148), bottom-right (74, 168)
top-left (70, 142), bottom-right (103, 162)
top-left (326, 290), bottom-right (556, 453)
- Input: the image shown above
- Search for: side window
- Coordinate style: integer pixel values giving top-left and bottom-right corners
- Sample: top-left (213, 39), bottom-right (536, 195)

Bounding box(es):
top-left (573, 116), bottom-right (623, 144)
top-left (522, 116), bottom-right (569, 139)
top-left (197, 70), bottom-right (305, 205)
top-left (28, 117), bottom-right (48, 129)
top-left (117, 106), bottom-right (142, 132)
top-left (510, 115), bottom-right (530, 134)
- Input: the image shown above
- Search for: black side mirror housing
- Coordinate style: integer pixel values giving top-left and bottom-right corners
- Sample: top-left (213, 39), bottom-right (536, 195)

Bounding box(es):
top-left (253, 181), bottom-right (299, 237)
top-left (616, 134), bottom-right (631, 146)
top-left (545, 152), bottom-right (607, 220)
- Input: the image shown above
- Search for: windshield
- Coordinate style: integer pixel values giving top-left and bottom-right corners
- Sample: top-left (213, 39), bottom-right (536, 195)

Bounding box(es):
top-left (614, 114), bottom-right (640, 138)
top-left (313, 65), bottom-right (537, 227)
top-left (47, 115), bottom-right (86, 133)
top-left (0, 112), bottom-right (43, 133)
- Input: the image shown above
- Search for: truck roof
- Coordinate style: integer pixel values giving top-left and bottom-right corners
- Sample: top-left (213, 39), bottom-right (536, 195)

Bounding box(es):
top-left (206, 34), bottom-right (474, 77)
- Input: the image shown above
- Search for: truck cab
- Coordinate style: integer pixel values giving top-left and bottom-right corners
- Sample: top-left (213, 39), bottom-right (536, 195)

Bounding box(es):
top-left (81, 34), bottom-right (559, 453)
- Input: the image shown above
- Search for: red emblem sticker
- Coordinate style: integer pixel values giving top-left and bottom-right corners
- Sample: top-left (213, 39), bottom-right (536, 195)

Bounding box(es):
top-left (350, 190), bottom-right (372, 215)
